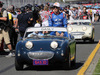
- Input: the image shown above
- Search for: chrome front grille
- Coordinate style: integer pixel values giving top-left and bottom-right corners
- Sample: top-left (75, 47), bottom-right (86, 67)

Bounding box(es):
top-left (28, 51), bottom-right (54, 60)
top-left (71, 32), bottom-right (85, 35)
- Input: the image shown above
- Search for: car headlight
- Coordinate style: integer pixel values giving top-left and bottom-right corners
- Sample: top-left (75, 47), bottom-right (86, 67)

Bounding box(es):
top-left (25, 41), bottom-right (33, 49)
top-left (50, 41), bottom-right (58, 49)
top-left (82, 26), bottom-right (87, 31)
top-left (68, 27), bottom-right (73, 32)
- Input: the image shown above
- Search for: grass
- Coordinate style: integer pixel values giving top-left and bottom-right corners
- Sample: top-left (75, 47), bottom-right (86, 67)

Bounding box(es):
top-left (93, 59), bottom-right (100, 75)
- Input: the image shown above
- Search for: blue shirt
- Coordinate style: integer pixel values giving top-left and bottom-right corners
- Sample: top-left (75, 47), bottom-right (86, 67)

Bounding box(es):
top-left (48, 13), bottom-right (67, 27)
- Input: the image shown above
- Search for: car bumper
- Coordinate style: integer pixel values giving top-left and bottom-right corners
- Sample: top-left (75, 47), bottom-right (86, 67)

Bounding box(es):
top-left (16, 51), bottom-right (68, 65)
top-left (71, 32), bottom-right (92, 40)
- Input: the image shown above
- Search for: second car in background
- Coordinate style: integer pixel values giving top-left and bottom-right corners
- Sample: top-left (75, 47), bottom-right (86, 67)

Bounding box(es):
top-left (67, 19), bottom-right (95, 42)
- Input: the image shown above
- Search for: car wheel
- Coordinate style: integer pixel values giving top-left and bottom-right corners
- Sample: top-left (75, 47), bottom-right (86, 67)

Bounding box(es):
top-left (67, 52), bottom-right (71, 69)
top-left (15, 59), bottom-right (23, 70)
top-left (64, 49), bottom-right (71, 69)
top-left (90, 38), bottom-right (94, 43)
top-left (83, 40), bottom-right (86, 42)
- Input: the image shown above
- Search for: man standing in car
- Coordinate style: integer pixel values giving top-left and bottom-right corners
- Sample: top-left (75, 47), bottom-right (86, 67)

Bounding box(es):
top-left (48, 2), bottom-right (67, 27)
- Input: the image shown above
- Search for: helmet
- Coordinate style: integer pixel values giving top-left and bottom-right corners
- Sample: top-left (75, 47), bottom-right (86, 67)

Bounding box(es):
top-left (53, 2), bottom-right (60, 7)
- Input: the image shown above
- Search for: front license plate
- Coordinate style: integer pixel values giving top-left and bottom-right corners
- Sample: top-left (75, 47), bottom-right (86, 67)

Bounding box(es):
top-left (74, 35), bottom-right (82, 39)
top-left (33, 60), bottom-right (48, 65)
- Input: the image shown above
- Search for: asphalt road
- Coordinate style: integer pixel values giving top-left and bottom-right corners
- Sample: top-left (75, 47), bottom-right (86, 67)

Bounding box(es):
top-left (0, 22), bottom-right (100, 75)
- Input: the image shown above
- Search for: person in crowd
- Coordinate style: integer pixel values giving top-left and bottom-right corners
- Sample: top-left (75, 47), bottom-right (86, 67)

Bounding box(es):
top-left (45, 2), bottom-right (50, 11)
top-left (10, 5), bottom-right (18, 26)
top-left (7, 5), bottom-right (18, 50)
top-left (79, 6), bottom-right (89, 19)
top-left (60, 7), bottom-right (64, 13)
top-left (0, 1), bottom-right (14, 57)
top-left (16, 8), bottom-right (21, 15)
top-left (40, 5), bottom-right (50, 27)
top-left (17, 6), bottom-right (30, 37)
top-left (68, 6), bottom-right (74, 20)
top-left (40, 4), bottom-right (44, 12)
top-left (72, 7), bottom-right (78, 19)
top-left (27, 4), bottom-right (41, 27)
top-left (25, 4), bottom-right (34, 27)
top-left (50, 5), bottom-right (54, 15)
top-left (65, 5), bottom-right (72, 20)
top-left (88, 9), bottom-right (93, 22)
top-left (94, 10), bottom-right (100, 22)
top-left (33, 5), bottom-right (42, 27)
top-left (63, 6), bottom-right (67, 13)
top-left (48, 2), bottom-right (67, 27)
top-left (78, 6), bottom-right (82, 17)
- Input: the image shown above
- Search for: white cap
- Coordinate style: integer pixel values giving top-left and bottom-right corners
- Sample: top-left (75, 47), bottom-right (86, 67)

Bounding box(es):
top-left (53, 2), bottom-right (60, 7)
top-left (34, 23), bottom-right (41, 27)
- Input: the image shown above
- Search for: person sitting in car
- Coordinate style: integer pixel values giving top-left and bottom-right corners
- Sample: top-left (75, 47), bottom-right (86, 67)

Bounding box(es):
top-left (27, 31), bottom-right (44, 37)
top-left (50, 31), bottom-right (68, 37)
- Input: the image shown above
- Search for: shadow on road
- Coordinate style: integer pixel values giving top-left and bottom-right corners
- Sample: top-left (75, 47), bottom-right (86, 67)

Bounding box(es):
top-left (71, 62), bottom-right (83, 70)
top-left (0, 51), bottom-right (9, 55)
top-left (0, 64), bottom-right (14, 74)
top-left (20, 62), bottom-right (83, 71)
top-left (76, 41), bottom-right (98, 44)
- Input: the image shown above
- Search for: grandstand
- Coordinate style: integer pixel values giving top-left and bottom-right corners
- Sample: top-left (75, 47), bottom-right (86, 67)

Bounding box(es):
top-left (1, 0), bottom-right (99, 8)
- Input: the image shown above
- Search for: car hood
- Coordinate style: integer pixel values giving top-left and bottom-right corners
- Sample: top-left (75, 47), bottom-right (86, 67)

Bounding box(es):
top-left (68, 25), bottom-right (92, 32)
top-left (20, 38), bottom-right (68, 51)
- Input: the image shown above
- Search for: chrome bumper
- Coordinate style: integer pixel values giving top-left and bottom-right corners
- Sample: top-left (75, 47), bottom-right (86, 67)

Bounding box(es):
top-left (71, 32), bottom-right (85, 39)
top-left (28, 51), bottom-right (54, 60)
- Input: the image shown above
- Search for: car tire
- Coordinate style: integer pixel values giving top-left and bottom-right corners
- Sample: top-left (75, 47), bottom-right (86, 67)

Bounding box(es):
top-left (90, 38), bottom-right (94, 43)
top-left (15, 59), bottom-right (23, 70)
top-left (83, 40), bottom-right (86, 42)
top-left (64, 49), bottom-right (71, 69)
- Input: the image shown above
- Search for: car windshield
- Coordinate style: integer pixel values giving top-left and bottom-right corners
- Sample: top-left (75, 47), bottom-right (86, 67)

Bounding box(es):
top-left (68, 20), bottom-right (91, 25)
top-left (24, 27), bottom-right (68, 39)
top-left (69, 22), bottom-right (91, 25)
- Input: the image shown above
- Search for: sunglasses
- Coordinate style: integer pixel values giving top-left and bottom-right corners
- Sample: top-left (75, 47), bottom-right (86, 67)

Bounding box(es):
top-left (53, 6), bottom-right (59, 9)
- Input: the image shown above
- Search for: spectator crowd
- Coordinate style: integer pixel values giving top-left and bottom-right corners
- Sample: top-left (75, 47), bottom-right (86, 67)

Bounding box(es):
top-left (0, 1), bottom-right (100, 57)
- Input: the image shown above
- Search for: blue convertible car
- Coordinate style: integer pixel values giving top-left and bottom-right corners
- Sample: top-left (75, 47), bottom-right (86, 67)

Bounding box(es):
top-left (15, 27), bottom-right (76, 70)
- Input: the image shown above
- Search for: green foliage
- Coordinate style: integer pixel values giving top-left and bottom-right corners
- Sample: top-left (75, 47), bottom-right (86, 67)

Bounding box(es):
top-left (93, 59), bottom-right (100, 75)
